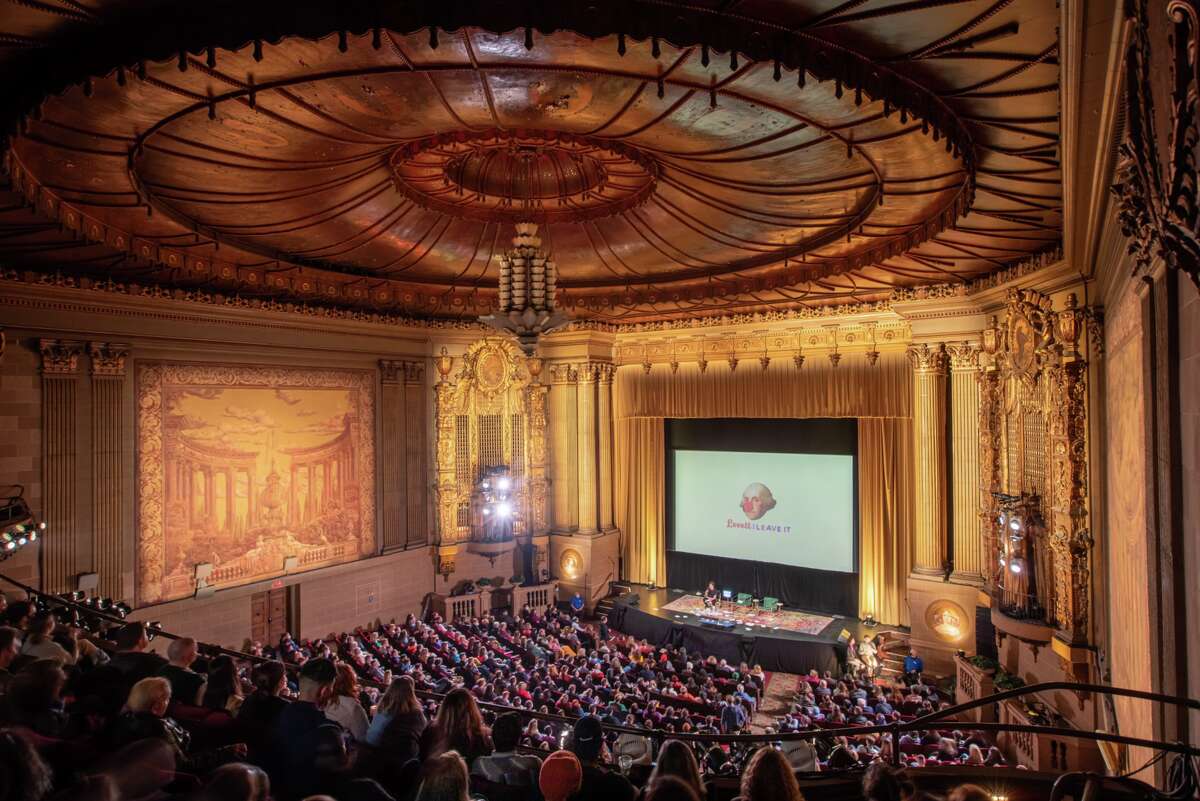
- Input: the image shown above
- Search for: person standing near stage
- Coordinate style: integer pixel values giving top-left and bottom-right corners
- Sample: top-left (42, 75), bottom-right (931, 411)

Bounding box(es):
top-left (703, 581), bottom-right (718, 609)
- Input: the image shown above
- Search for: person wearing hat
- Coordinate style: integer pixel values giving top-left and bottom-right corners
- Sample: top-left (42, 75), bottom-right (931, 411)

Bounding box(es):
top-left (539, 750), bottom-right (582, 801)
top-left (568, 715), bottom-right (635, 801)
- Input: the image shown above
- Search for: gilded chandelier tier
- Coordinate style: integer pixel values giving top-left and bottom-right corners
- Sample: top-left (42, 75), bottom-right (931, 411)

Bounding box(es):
top-left (479, 223), bottom-right (569, 356)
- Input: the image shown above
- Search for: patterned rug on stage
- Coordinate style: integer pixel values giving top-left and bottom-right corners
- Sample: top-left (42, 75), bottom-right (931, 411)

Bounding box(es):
top-left (659, 595), bottom-right (835, 635)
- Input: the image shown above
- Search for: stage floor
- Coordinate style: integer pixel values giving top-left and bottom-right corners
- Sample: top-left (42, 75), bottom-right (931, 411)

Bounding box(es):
top-left (609, 587), bottom-right (854, 674)
top-left (659, 594), bottom-right (834, 635)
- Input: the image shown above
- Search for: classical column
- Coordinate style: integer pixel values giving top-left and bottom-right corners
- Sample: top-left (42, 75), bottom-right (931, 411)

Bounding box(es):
top-left (403, 361), bottom-right (427, 547)
top-left (379, 360), bottom-right (405, 549)
top-left (909, 342), bottom-right (950, 576)
top-left (41, 340), bottom-right (84, 592)
top-left (597, 364), bottom-right (616, 531)
top-left (576, 363), bottom-right (599, 534)
top-left (948, 342), bottom-right (984, 581)
top-left (549, 363), bottom-right (578, 531)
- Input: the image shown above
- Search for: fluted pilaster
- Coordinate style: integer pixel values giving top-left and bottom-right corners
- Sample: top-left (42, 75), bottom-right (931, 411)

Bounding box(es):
top-left (549, 363), bottom-right (578, 531)
top-left (403, 362), bottom-right (427, 547)
top-left (576, 362), bottom-right (599, 534)
top-left (380, 360), bottom-right (408, 551)
top-left (40, 339), bottom-right (84, 593)
top-left (90, 343), bottom-right (129, 598)
top-left (909, 342), bottom-right (949, 576)
top-left (597, 364), bottom-right (615, 531)
top-left (948, 342), bottom-right (984, 581)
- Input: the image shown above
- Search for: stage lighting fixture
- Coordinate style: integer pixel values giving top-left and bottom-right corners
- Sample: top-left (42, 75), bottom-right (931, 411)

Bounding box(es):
top-left (482, 507), bottom-right (491, 516)
top-left (1009, 559), bottom-right (1023, 574)
top-left (998, 556), bottom-right (1007, 568)
top-left (497, 477), bottom-right (511, 491)
top-left (496, 502), bottom-right (512, 518)
top-left (1009, 517), bottom-right (1022, 531)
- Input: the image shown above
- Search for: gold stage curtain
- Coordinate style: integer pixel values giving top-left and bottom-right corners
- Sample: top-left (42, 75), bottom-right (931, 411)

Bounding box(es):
top-left (614, 417), bottom-right (667, 587)
top-left (612, 351), bottom-right (913, 624)
top-left (857, 417), bottom-right (914, 626)
top-left (614, 351), bottom-right (911, 420)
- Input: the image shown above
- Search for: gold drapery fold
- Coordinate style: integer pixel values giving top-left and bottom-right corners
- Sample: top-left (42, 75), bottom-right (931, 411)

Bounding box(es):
top-left (614, 417), bottom-right (666, 587)
top-left (614, 351), bottom-right (911, 420)
top-left (611, 350), bottom-right (913, 624)
top-left (857, 417), bottom-right (914, 625)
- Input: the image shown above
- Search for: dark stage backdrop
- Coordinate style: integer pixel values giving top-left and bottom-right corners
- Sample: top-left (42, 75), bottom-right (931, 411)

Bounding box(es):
top-left (666, 550), bottom-right (859, 617)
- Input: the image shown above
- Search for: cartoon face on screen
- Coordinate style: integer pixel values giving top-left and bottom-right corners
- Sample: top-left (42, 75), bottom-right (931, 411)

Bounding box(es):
top-left (740, 483), bottom-right (777, 521)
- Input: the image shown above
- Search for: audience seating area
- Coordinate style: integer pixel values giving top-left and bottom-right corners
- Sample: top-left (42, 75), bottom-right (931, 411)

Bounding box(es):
top-left (0, 589), bottom-right (1102, 801)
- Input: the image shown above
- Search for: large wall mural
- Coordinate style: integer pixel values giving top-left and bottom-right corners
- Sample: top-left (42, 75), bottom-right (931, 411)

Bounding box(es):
top-left (136, 363), bottom-right (375, 605)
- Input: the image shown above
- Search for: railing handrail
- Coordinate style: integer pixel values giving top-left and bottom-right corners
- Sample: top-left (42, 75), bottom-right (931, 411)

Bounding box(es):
top-left (4, 570), bottom-right (1199, 760)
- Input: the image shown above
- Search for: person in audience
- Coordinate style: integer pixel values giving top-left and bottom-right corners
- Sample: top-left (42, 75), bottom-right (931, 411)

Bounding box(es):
top-left (539, 750), bottom-right (583, 801)
top-left (720, 696), bottom-right (747, 733)
top-left (902, 648), bottom-right (923, 686)
top-left (0, 625), bottom-right (20, 693)
top-left (323, 662), bottom-right (369, 741)
top-left (110, 622), bottom-right (166, 675)
top-left (861, 762), bottom-right (921, 801)
top-left (111, 676), bottom-right (247, 773)
top-left (272, 657), bottom-right (338, 800)
top-left (569, 715), bottom-right (636, 801)
top-left (3, 599), bottom-right (33, 630)
top-left (311, 723), bottom-right (395, 801)
top-left (19, 612), bottom-right (73, 665)
top-left (415, 750), bottom-right (471, 801)
top-left (647, 739), bottom-right (704, 799)
top-left (740, 746), bottom-right (805, 801)
top-left (198, 762), bottom-right (272, 801)
top-left (365, 674), bottom-right (426, 763)
top-left (422, 687), bottom-right (492, 764)
top-left (947, 785), bottom-right (991, 801)
top-left (645, 776), bottom-right (700, 801)
top-left (0, 728), bottom-right (54, 801)
top-left (4, 658), bottom-right (70, 737)
top-left (158, 637), bottom-right (206, 706)
top-left (202, 654), bottom-right (245, 715)
top-left (237, 660), bottom-right (290, 761)
top-left (472, 711), bottom-right (541, 787)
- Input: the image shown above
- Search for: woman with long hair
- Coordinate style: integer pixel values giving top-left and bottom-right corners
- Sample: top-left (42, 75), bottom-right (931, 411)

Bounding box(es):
top-left (201, 655), bottom-right (244, 715)
top-left (647, 739), bottom-right (704, 799)
top-left (365, 674), bottom-right (427, 763)
top-left (414, 751), bottom-right (470, 801)
top-left (422, 687), bottom-right (491, 764)
top-left (236, 660), bottom-right (289, 762)
top-left (323, 662), bottom-right (369, 741)
top-left (740, 746), bottom-right (805, 801)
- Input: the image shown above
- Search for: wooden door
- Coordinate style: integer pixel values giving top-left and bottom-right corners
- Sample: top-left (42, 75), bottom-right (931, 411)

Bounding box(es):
top-left (250, 588), bottom-right (290, 646)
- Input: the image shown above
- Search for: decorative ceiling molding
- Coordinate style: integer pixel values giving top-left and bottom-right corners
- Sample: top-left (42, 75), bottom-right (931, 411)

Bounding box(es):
top-left (0, 1), bottom-right (1063, 323)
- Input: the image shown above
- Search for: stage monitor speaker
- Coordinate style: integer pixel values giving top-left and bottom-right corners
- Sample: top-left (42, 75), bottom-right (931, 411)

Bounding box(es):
top-left (837, 628), bottom-right (852, 644)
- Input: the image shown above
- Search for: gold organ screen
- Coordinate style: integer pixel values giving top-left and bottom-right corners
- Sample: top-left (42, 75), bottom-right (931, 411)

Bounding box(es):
top-left (478, 413), bottom-right (504, 469)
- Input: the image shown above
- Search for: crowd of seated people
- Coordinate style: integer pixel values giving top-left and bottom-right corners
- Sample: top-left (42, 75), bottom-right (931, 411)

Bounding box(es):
top-left (0, 588), bottom-right (1004, 801)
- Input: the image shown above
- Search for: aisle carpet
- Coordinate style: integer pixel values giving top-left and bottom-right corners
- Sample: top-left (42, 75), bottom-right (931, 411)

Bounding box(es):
top-left (659, 594), bottom-right (834, 635)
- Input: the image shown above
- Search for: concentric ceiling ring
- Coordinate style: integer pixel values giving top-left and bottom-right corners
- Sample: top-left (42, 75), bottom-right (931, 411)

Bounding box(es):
top-left (389, 130), bottom-right (659, 224)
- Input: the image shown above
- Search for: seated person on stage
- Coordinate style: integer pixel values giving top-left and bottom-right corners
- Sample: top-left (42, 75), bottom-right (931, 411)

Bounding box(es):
top-left (702, 581), bottom-right (719, 609)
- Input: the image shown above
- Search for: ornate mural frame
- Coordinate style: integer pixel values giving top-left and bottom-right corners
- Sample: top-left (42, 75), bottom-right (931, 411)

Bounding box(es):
top-left (432, 338), bottom-right (549, 576)
top-left (979, 289), bottom-right (1093, 645)
top-left (135, 362), bottom-right (376, 605)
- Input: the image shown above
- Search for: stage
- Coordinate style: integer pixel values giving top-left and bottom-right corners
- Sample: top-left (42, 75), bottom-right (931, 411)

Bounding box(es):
top-left (608, 587), bottom-right (854, 674)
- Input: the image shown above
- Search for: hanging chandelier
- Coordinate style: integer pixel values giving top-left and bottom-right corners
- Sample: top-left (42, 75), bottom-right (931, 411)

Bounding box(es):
top-left (479, 222), bottom-right (570, 355)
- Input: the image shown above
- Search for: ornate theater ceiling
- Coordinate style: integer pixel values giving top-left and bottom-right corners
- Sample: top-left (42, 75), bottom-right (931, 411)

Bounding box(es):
top-left (0, 1), bottom-right (1061, 324)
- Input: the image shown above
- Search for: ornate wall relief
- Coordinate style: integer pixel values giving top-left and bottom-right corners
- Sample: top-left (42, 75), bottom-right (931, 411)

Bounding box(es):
top-left (432, 339), bottom-right (549, 552)
top-left (979, 290), bottom-right (1094, 644)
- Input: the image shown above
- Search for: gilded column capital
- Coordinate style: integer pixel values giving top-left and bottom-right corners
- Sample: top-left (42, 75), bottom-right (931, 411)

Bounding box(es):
top-left (577, 362), bottom-right (600, 383)
top-left (89, 342), bottom-right (130, 377)
top-left (946, 342), bottom-right (982, 371)
top-left (595, 363), bottom-right (616, 384)
top-left (907, 342), bottom-right (949, 374)
top-left (549, 362), bottom-right (577, 384)
top-left (39, 339), bottom-right (84, 376)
